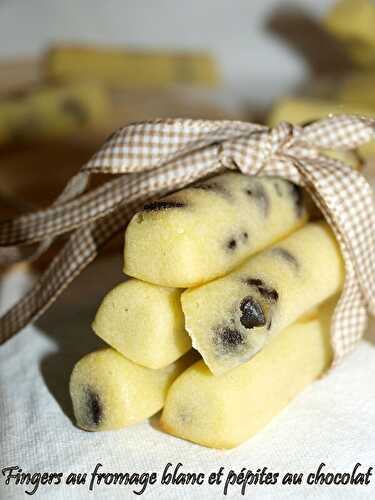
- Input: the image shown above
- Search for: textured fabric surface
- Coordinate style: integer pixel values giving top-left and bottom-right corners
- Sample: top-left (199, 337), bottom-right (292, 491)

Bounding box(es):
top-left (1, 268), bottom-right (375, 500)
top-left (0, 116), bottom-right (375, 368)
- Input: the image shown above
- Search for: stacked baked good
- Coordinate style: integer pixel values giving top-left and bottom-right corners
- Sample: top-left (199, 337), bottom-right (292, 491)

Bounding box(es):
top-left (70, 172), bottom-right (344, 448)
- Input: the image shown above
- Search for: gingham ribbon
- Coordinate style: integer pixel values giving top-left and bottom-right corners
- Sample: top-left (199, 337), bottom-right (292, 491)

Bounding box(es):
top-left (0, 115), bottom-right (374, 367)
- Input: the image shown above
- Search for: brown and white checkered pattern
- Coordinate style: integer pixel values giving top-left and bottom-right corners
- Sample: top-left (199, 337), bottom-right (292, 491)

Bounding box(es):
top-left (0, 115), bottom-right (374, 368)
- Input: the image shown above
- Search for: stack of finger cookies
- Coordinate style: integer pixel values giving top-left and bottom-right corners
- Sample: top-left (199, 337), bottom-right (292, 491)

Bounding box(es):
top-left (70, 172), bottom-right (344, 448)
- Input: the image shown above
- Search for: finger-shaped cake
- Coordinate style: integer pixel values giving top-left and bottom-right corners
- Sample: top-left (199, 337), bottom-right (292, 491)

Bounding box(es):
top-left (161, 302), bottom-right (334, 448)
top-left (70, 348), bottom-right (196, 431)
top-left (124, 173), bottom-right (310, 287)
top-left (92, 279), bottom-right (190, 369)
top-left (182, 222), bottom-right (344, 375)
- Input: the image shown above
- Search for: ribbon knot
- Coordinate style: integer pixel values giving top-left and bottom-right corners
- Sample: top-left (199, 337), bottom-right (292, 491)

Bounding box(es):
top-left (218, 121), bottom-right (305, 175)
top-left (0, 114), bottom-right (374, 371)
top-left (268, 120), bottom-right (302, 153)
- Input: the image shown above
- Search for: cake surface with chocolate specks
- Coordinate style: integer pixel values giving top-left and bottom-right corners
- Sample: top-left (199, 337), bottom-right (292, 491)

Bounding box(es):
top-left (124, 173), bottom-right (311, 288)
top-left (181, 222), bottom-right (344, 375)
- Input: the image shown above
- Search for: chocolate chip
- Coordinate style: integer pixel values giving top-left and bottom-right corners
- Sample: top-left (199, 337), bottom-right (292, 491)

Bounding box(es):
top-left (263, 288), bottom-right (279, 302)
top-left (244, 182), bottom-right (269, 216)
top-left (143, 200), bottom-right (186, 211)
top-left (61, 98), bottom-right (88, 125)
top-left (86, 390), bottom-right (102, 426)
top-left (214, 326), bottom-right (245, 351)
top-left (289, 183), bottom-right (305, 218)
top-left (271, 247), bottom-right (299, 269)
top-left (226, 231), bottom-right (249, 252)
top-left (227, 238), bottom-right (237, 250)
top-left (245, 277), bottom-right (263, 288)
top-left (239, 296), bottom-right (266, 329)
top-left (243, 278), bottom-right (279, 302)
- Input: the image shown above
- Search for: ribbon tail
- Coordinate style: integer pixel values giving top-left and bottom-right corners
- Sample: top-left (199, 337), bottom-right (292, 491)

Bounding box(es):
top-left (24, 171), bottom-right (91, 264)
top-left (0, 175), bottom-right (132, 248)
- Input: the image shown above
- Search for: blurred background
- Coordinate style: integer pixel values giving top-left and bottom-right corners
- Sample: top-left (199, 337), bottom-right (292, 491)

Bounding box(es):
top-left (0, 0), bottom-right (333, 105)
top-left (1, 0), bottom-right (375, 283)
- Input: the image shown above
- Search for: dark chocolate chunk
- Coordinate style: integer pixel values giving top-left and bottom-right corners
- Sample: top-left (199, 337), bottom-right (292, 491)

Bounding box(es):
top-left (244, 182), bottom-right (269, 216)
top-left (243, 278), bottom-right (279, 302)
top-left (239, 296), bottom-right (266, 329)
top-left (214, 326), bottom-right (245, 351)
top-left (61, 98), bottom-right (88, 125)
top-left (227, 238), bottom-right (237, 250)
top-left (245, 277), bottom-right (263, 288)
top-left (10, 113), bottom-right (40, 141)
top-left (271, 247), bottom-right (299, 269)
top-left (142, 200), bottom-right (186, 211)
top-left (86, 389), bottom-right (102, 426)
top-left (289, 183), bottom-right (305, 218)
top-left (225, 231), bottom-right (249, 252)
